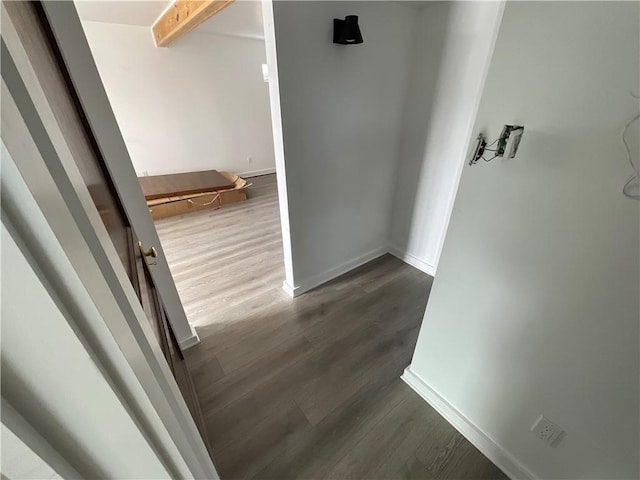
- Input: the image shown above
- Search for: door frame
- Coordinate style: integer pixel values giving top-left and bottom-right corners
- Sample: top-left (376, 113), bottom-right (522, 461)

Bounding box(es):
top-left (40, 1), bottom-right (197, 349)
top-left (261, 0), bottom-right (297, 294)
top-left (1, 2), bottom-right (218, 477)
top-left (41, 0), bottom-right (298, 309)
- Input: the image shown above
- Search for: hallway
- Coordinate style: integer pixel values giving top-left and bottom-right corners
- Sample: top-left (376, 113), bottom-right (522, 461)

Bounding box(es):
top-left (155, 176), bottom-right (506, 479)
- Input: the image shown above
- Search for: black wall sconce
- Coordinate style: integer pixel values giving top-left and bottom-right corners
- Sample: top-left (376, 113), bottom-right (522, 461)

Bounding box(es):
top-left (333, 15), bottom-right (363, 45)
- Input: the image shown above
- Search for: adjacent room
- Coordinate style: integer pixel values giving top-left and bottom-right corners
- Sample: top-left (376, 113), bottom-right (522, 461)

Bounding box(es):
top-left (76, 0), bottom-right (285, 330)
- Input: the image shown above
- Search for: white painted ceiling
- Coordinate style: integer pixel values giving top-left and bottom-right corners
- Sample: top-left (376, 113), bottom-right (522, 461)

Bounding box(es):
top-left (74, 0), bottom-right (266, 40)
top-left (395, 1), bottom-right (428, 9)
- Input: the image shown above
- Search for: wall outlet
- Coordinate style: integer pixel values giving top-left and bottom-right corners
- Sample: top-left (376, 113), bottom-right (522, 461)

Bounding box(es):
top-left (531, 415), bottom-right (565, 447)
top-left (142, 170), bottom-right (149, 177)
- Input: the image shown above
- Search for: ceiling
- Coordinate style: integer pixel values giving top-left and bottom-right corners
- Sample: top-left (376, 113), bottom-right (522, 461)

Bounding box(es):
top-left (395, 1), bottom-right (429, 9)
top-left (74, 0), bottom-right (266, 40)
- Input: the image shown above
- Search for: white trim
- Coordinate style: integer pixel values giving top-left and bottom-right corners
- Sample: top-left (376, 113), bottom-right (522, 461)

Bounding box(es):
top-left (282, 280), bottom-right (297, 298)
top-left (41, 1), bottom-right (198, 348)
top-left (238, 167), bottom-right (277, 178)
top-left (0, 144), bottom-right (180, 478)
top-left (431, 1), bottom-right (506, 271)
top-left (178, 332), bottom-right (201, 351)
top-left (1, 398), bottom-right (81, 479)
top-left (261, 0), bottom-right (296, 291)
top-left (402, 366), bottom-right (536, 480)
top-left (0, 6), bottom-right (216, 477)
top-left (282, 244), bottom-right (436, 299)
top-left (1, 416), bottom-right (66, 480)
top-left (387, 245), bottom-right (436, 276)
top-left (284, 246), bottom-right (388, 298)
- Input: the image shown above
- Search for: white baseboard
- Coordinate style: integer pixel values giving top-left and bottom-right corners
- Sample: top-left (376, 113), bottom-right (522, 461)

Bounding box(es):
top-left (178, 331), bottom-right (200, 350)
top-left (401, 366), bottom-right (535, 480)
top-left (282, 245), bottom-right (435, 299)
top-left (237, 168), bottom-right (276, 178)
top-left (282, 280), bottom-right (297, 298)
top-left (283, 246), bottom-right (388, 298)
top-left (387, 245), bottom-right (436, 276)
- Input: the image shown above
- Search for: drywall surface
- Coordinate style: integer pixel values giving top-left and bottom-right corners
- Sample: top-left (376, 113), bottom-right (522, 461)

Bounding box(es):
top-left (1, 223), bottom-right (170, 479)
top-left (1, 421), bottom-right (67, 479)
top-left (80, 20), bottom-right (275, 177)
top-left (409, 2), bottom-right (640, 478)
top-left (389, 1), bottom-right (504, 274)
top-left (261, 0), bottom-right (296, 290)
top-left (273, 1), bottom-right (413, 285)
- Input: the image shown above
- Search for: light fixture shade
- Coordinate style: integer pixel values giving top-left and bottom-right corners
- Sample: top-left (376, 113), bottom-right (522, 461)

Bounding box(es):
top-left (333, 15), bottom-right (363, 45)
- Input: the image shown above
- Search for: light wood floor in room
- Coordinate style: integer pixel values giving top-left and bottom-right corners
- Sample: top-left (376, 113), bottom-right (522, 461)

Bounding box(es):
top-left (155, 174), bottom-right (507, 480)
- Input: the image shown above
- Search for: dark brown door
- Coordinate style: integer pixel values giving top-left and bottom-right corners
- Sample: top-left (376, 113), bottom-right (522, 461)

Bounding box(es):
top-left (3, 0), bottom-right (211, 454)
top-left (3, 1), bottom-right (134, 280)
top-left (133, 240), bottom-right (209, 437)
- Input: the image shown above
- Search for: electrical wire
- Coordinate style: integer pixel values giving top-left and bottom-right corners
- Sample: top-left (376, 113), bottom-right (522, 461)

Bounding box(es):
top-left (621, 92), bottom-right (640, 200)
top-left (481, 139), bottom-right (499, 161)
top-left (622, 115), bottom-right (640, 178)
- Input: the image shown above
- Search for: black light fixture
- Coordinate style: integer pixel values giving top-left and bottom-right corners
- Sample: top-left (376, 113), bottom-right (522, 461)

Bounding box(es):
top-left (333, 15), bottom-right (363, 45)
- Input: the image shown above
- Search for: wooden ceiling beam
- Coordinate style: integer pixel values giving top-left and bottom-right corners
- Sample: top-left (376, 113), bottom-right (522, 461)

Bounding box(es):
top-left (152, 0), bottom-right (235, 47)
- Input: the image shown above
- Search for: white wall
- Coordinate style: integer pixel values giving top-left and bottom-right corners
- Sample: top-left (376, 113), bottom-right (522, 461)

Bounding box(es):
top-left (273, 1), bottom-right (414, 290)
top-left (1, 222), bottom-right (170, 479)
top-left (80, 20), bottom-right (276, 177)
top-left (1, 421), bottom-right (65, 479)
top-left (389, 1), bottom-right (503, 275)
top-left (261, 0), bottom-right (296, 291)
top-left (2, 2), bottom-right (217, 472)
top-left (406, 2), bottom-right (639, 478)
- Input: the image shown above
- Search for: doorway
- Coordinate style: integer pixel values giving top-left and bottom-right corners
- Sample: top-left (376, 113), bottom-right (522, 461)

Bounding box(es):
top-left (73, 0), bottom-right (293, 340)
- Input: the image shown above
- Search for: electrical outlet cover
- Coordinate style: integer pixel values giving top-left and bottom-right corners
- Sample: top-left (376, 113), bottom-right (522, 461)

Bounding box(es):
top-left (531, 415), bottom-right (565, 447)
top-left (505, 127), bottom-right (524, 158)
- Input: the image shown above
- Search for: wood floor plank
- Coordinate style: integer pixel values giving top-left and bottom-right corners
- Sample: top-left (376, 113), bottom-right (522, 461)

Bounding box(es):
top-left (190, 355), bottom-right (225, 389)
top-left (156, 174), bottom-right (507, 480)
top-left (321, 385), bottom-right (433, 480)
top-left (212, 400), bottom-right (312, 480)
top-left (196, 333), bottom-right (314, 416)
top-left (431, 441), bottom-right (509, 480)
top-left (396, 456), bottom-right (438, 480)
top-left (214, 324), bottom-right (307, 375)
top-left (414, 422), bottom-right (466, 477)
top-left (294, 307), bottom-right (422, 426)
top-left (203, 353), bottom-right (320, 454)
top-left (412, 408), bottom-right (508, 479)
top-left (253, 380), bottom-right (409, 480)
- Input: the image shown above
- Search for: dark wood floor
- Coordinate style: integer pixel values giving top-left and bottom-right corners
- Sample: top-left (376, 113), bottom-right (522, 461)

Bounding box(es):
top-left (155, 175), bottom-right (507, 480)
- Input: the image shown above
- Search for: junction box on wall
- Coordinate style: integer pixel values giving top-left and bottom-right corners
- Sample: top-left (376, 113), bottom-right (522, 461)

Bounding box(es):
top-left (469, 125), bottom-right (525, 166)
